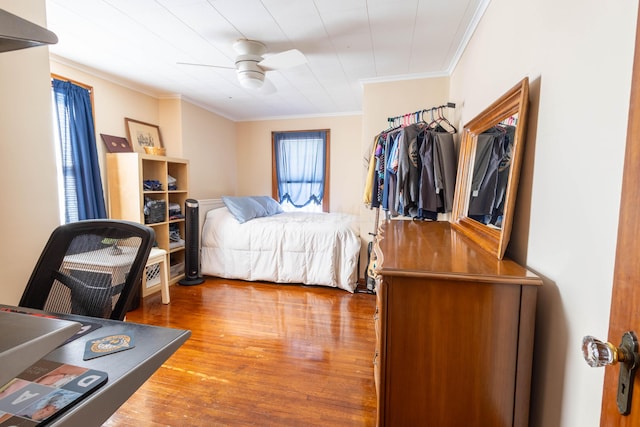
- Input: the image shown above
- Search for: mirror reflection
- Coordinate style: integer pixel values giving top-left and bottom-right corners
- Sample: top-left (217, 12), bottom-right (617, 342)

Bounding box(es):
top-left (451, 77), bottom-right (529, 259)
top-left (467, 114), bottom-right (518, 229)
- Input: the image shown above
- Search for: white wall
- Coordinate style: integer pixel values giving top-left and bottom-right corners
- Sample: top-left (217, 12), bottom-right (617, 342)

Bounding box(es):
top-left (180, 100), bottom-right (237, 200)
top-left (0, 0), bottom-right (59, 304)
top-left (450, 0), bottom-right (638, 425)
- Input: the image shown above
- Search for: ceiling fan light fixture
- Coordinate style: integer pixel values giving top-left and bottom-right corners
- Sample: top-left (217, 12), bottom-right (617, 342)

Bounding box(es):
top-left (235, 54), bottom-right (266, 89)
top-left (178, 39), bottom-right (301, 93)
top-left (237, 70), bottom-right (265, 89)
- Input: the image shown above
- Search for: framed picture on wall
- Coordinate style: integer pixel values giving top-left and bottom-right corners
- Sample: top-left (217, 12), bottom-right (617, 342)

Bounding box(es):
top-left (100, 134), bottom-right (133, 153)
top-left (125, 118), bottom-right (164, 154)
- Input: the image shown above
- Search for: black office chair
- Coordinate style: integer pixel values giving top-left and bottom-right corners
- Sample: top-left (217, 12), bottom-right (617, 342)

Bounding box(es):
top-left (20, 220), bottom-right (155, 321)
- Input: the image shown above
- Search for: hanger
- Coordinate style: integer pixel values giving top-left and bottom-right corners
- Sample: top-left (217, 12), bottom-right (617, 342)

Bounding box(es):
top-left (499, 115), bottom-right (518, 126)
top-left (426, 108), bottom-right (445, 132)
top-left (422, 106), bottom-right (455, 133)
top-left (485, 123), bottom-right (507, 134)
top-left (387, 102), bottom-right (457, 134)
top-left (383, 117), bottom-right (403, 133)
top-left (435, 106), bottom-right (457, 133)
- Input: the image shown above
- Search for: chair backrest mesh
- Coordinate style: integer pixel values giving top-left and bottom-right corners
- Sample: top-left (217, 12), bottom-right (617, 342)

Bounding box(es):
top-left (43, 234), bottom-right (142, 318)
top-left (20, 220), bottom-right (154, 320)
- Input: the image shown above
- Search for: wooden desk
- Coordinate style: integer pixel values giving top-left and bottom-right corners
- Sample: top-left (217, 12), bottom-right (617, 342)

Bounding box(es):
top-left (0, 305), bottom-right (190, 427)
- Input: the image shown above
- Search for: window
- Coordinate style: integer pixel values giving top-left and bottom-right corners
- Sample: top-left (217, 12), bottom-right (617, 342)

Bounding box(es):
top-left (271, 130), bottom-right (330, 212)
top-left (51, 75), bottom-right (106, 223)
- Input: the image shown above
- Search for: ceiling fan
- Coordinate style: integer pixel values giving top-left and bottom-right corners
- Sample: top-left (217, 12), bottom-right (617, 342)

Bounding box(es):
top-left (178, 39), bottom-right (307, 91)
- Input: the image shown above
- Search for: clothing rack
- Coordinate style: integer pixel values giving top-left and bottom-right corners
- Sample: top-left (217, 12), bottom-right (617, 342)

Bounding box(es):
top-left (386, 102), bottom-right (456, 128)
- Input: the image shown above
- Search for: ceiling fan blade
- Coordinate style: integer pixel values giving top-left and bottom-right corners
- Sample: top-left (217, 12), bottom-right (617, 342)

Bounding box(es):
top-left (177, 61), bottom-right (235, 70)
top-left (258, 49), bottom-right (306, 71)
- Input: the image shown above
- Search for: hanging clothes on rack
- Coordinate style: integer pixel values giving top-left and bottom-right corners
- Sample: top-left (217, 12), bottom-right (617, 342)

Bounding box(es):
top-left (363, 133), bottom-right (383, 206)
top-left (395, 122), bottom-right (422, 216)
top-left (364, 103), bottom-right (457, 221)
top-left (433, 132), bottom-right (457, 212)
top-left (428, 106), bottom-right (458, 213)
top-left (374, 130), bottom-right (389, 208)
top-left (417, 128), bottom-right (438, 219)
top-left (416, 127), bottom-right (457, 219)
top-left (382, 127), bottom-right (401, 216)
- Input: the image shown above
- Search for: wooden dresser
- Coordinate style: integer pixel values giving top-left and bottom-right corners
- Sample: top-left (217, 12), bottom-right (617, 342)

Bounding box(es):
top-left (373, 220), bottom-right (542, 427)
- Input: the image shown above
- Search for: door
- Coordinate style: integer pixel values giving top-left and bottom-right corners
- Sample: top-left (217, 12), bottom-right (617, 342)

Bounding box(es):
top-left (601, 5), bottom-right (640, 425)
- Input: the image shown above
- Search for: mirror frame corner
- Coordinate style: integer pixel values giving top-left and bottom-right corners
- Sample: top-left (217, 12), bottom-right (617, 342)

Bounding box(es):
top-left (450, 77), bottom-right (530, 259)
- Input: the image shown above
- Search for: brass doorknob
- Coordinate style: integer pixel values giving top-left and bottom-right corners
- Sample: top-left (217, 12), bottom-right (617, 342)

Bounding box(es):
top-left (582, 331), bottom-right (640, 415)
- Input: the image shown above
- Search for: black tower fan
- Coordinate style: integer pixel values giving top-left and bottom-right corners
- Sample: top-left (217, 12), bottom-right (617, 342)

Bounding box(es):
top-left (179, 199), bottom-right (204, 285)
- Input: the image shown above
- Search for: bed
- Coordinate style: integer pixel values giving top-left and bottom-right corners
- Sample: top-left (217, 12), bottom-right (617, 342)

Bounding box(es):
top-left (199, 196), bottom-right (361, 292)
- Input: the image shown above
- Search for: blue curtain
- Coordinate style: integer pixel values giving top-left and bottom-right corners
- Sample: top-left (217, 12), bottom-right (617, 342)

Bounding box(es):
top-left (274, 131), bottom-right (326, 208)
top-left (52, 79), bottom-right (106, 222)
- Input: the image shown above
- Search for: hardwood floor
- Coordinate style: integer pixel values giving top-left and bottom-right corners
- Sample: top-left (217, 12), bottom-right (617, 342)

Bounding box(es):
top-left (103, 278), bottom-right (377, 426)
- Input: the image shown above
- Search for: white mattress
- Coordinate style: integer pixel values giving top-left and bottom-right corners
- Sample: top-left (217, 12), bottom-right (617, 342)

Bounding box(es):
top-left (201, 208), bottom-right (361, 292)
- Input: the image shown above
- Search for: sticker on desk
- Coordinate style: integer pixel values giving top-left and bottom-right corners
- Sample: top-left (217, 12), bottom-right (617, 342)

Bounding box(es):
top-left (0, 359), bottom-right (107, 425)
top-left (83, 333), bottom-right (135, 360)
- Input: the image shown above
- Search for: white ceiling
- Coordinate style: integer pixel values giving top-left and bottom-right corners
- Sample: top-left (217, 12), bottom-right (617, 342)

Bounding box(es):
top-left (45, 0), bottom-right (488, 121)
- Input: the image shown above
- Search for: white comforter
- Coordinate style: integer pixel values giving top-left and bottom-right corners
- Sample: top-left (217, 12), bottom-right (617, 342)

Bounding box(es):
top-left (201, 208), bottom-right (361, 292)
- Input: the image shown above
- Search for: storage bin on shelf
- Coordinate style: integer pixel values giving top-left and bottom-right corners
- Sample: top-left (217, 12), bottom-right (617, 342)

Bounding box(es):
top-left (170, 262), bottom-right (184, 277)
top-left (144, 197), bottom-right (166, 224)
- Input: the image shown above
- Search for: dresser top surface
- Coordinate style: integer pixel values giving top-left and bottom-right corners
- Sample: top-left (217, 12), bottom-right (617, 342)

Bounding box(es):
top-left (374, 220), bottom-right (542, 285)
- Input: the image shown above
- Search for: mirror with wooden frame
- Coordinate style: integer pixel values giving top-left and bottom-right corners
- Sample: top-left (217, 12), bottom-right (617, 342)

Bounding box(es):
top-left (451, 77), bottom-right (529, 259)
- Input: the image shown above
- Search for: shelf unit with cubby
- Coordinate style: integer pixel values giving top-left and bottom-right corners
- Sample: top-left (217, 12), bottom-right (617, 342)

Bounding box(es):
top-left (106, 152), bottom-right (189, 286)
